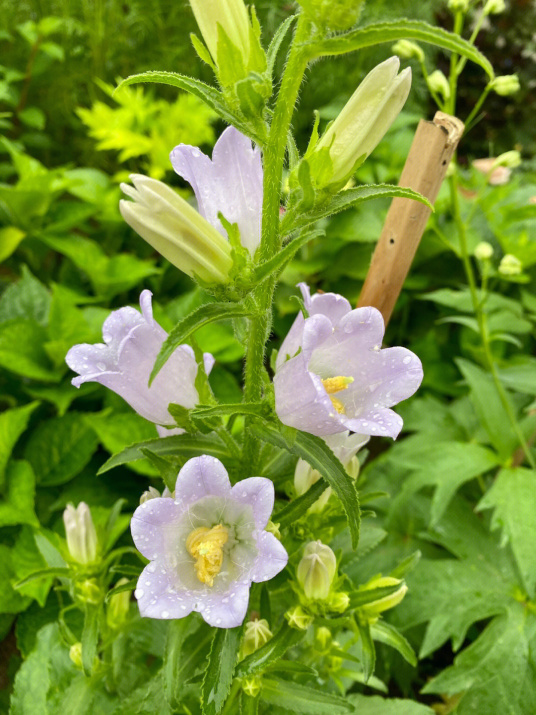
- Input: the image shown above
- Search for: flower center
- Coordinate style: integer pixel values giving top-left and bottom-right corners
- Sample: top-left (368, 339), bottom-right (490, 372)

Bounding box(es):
top-left (321, 376), bottom-right (353, 415)
top-left (186, 524), bottom-right (229, 587)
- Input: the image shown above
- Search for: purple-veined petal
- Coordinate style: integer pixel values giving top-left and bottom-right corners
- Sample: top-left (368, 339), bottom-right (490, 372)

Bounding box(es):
top-left (230, 478), bottom-right (274, 530)
top-left (173, 455), bottom-right (231, 507)
top-left (250, 531), bottom-right (289, 582)
top-left (324, 431), bottom-right (370, 465)
top-left (135, 562), bottom-right (195, 619)
top-left (131, 497), bottom-right (182, 560)
top-left (170, 126), bottom-right (263, 255)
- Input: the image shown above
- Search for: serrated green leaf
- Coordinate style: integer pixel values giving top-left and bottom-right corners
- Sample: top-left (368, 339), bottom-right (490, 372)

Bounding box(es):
top-left (273, 480), bottom-right (328, 527)
top-left (260, 677), bottom-right (353, 713)
top-left (266, 15), bottom-right (296, 76)
top-left (346, 694), bottom-right (434, 714)
top-left (202, 626), bottom-right (241, 715)
top-left (253, 420), bottom-right (360, 548)
top-left (0, 266), bottom-right (50, 325)
top-left (309, 20), bottom-right (494, 79)
top-left (0, 401), bottom-right (38, 487)
top-left (478, 467), bottom-right (536, 597)
top-left (24, 412), bottom-right (99, 486)
top-left (164, 619), bottom-right (191, 709)
top-left (236, 623), bottom-right (305, 677)
top-left (456, 358), bottom-right (518, 460)
top-left (12, 527), bottom-right (56, 606)
top-left (97, 432), bottom-right (230, 474)
top-left (282, 184), bottom-right (433, 234)
top-left (0, 319), bottom-right (59, 382)
top-left (150, 301), bottom-right (254, 384)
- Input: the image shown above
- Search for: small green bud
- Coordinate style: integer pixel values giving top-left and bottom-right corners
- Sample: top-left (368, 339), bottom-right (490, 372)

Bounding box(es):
top-left (427, 70), bottom-right (451, 101)
top-left (69, 642), bottom-right (83, 669)
top-left (359, 576), bottom-right (408, 621)
top-left (63, 502), bottom-right (98, 566)
top-left (75, 578), bottom-right (102, 605)
top-left (297, 541), bottom-right (337, 601)
top-left (391, 40), bottom-right (424, 63)
top-left (491, 74), bottom-right (520, 96)
top-left (494, 150), bottom-right (522, 169)
top-left (265, 520), bottom-right (281, 541)
top-left (286, 605), bottom-right (314, 630)
top-left (107, 578), bottom-right (131, 629)
top-left (447, 0), bottom-right (470, 11)
top-left (241, 619), bottom-right (272, 658)
top-left (242, 676), bottom-right (261, 698)
top-left (484, 0), bottom-right (506, 14)
top-left (499, 254), bottom-right (522, 276)
top-left (314, 626), bottom-right (332, 653)
top-left (474, 242), bottom-right (494, 261)
top-left (327, 591), bottom-right (350, 613)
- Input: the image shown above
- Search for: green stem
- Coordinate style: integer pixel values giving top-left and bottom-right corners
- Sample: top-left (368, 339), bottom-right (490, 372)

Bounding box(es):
top-left (464, 85), bottom-right (491, 131)
top-left (242, 14), bottom-right (312, 469)
top-left (447, 10), bottom-right (464, 115)
top-left (221, 679), bottom-right (242, 715)
top-left (449, 173), bottom-right (535, 468)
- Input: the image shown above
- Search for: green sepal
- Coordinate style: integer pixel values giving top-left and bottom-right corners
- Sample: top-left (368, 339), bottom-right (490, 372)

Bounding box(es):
top-left (252, 228), bottom-right (325, 284)
top-left (190, 33), bottom-right (216, 70)
top-left (266, 15), bottom-right (297, 77)
top-left (308, 19), bottom-right (494, 79)
top-left (371, 620), bottom-right (417, 667)
top-left (247, 7), bottom-right (268, 75)
top-left (390, 550), bottom-right (422, 580)
top-left (216, 23), bottom-right (248, 87)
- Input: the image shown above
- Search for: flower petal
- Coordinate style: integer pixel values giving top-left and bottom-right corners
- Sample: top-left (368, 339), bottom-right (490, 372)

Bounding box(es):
top-left (250, 532), bottom-right (288, 583)
top-left (131, 497), bottom-right (182, 560)
top-left (174, 455), bottom-right (231, 507)
top-left (171, 126), bottom-right (263, 255)
top-left (196, 582), bottom-right (251, 628)
top-left (135, 562), bottom-right (195, 619)
top-left (298, 282), bottom-right (352, 324)
top-left (230, 477), bottom-right (274, 530)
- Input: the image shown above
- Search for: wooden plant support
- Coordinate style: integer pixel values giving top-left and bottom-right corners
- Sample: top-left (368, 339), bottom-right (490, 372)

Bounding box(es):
top-left (357, 111), bottom-right (465, 326)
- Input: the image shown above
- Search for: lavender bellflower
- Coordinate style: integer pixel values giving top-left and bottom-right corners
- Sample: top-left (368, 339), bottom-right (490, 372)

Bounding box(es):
top-left (274, 283), bottom-right (423, 439)
top-left (131, 455), bottom-right (288, 628)
top-left (66, 290), bottom-right (214, 426)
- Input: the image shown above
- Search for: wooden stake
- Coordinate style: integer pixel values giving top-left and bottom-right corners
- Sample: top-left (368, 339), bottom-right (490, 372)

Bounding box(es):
top-left (357, 111), bottom-right (464, 325)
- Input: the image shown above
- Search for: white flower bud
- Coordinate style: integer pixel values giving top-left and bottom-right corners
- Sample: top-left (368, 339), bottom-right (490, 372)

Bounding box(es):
top-left (241, 619), bottom-right (272, 657)
top-left (474, 242), bottom-right (494, 261)
top-left (491, 74), bottom-right (520, 96)
top-left (63, 502), bottom-right (98, 565)
top-left (484, 0), bottom-right (506, 14)
top-left (359, 576), bottom-right (408, 621)
top-left (294, 459), bottom-right (331, 513)
top-left (297, 541), bottom-right (337, 601)
top-left (189, 0), bottom-right (250, 69)
top-left (427, 70), bottom-right (451, 101)
top-left (391, 40), bottom-right (424, 63)
top-left (313, 57), bottom-right (412, 185)
top-left (499, 254), bottom-right (522, 276)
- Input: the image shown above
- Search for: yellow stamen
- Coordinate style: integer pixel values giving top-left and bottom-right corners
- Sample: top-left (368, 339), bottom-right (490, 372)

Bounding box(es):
top-left (321, 376), bottom-right (353, 415)
top-left (186, 524), bottom-right (229, 587)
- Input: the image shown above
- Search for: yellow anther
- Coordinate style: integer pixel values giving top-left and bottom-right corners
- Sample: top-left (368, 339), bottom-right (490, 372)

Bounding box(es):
top-left (321, 376), bottom-right (353, 415)
top-left (321, 376), bottom-right (353, 395)
top-left (186, 524), bottom-right (228, 587)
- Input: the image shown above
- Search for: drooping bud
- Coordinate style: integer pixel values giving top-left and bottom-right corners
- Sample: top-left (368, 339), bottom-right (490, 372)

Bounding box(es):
top-left (474, 241), bottom-right (494, 261)
top-left (427, 70), bottom-right (451, 102)
top-left (107, 578), bottom-right (131, 629)
top-left (359, 576), bottom-right (408, 621)
top-left (241, 618), bottom-right (272, 658)
top-left (297, 541), bottom-right (337, 601)
top-left (484, 0), bottom-right (506, 14)
top-left (63, 503), bottom-right (98, 565)
top-left (499, 254), bottom-right (522, 276)
top-left (285, 605), bottom-right (314, 630)
top-left (120, 174), bottom-right (233, 284)
top-left (491, 75), bottom-right (520, 96)
top-left (391, 40), bottom-right (424, 63)
top-left (311, 57), bottom-right (411, 187)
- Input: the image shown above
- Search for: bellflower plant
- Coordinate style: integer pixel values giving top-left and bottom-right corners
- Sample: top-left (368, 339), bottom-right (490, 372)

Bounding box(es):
top-left (66, 290), bottom-right (214, 426)
top-left (130, 456), bottom-right (288, 627)
top-left (274, 283), bottom-right (423, 438)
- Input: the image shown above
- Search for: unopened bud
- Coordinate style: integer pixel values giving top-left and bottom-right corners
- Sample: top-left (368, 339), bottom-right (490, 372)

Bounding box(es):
top-left (63, 502), bottom-right (98, 565)
top-left (314, 626), bottom-right (332, 653)
top-left (69, 643), bottom-right (83, 669)
top-left (327, 591), bottom-right (350, 613)
top-left (265, 520), bottom-right (281, 540)
top-left (294, 460), bottom-right (331, 514)
top-left (391, 40), bottom-right (424, 63)
top-left (75, 578), bottom-right (102, 605)
top-left (494, 150), bottom-right (521, 169)
top-left (286, 605), bottom-right (314, 630)
top-left (359, 576), bottom-right (408, 620)
top-left (107, 578), bottom-right (131, 629)
top-left (484, 0), bottom-right (506, 14)
top-left (242, 676), bottom-right (261, 697)
top-left (313, 57), bottom-right (411, 186)
top-left (427, 70), bottom-right (450, 101)
top-left (491, 74), bottom-right (520, 96)
top-left (297, 541), bottom-right (337, 601)
top-left (448, 0), bottom-right (470, 10)
top-left (241, 619), bottom-right (272, 657)
top-left (499, 254), bottom-right (522, 276)
top-left (474, 242), bottom-right (494, 261)
top-left (139, 486), bottom-right (161, 504)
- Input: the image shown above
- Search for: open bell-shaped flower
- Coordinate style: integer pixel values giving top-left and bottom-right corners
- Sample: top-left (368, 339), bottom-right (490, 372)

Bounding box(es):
top-left (130, 455), bottom-right (288, 628)
top-left (274, 283), bottom-right (423, 439)
top-left (66, 290), bottom-right (214, 426)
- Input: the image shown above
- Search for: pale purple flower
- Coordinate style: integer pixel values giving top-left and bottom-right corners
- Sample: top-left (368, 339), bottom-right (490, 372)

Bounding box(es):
top-left (274, 284), bottom-right (423, 439)
top-left (131, 455), bottom-right (288, 628)
top-left (170, 126), bottom-right (263, 255)
top-left (66, 290), bottom-right (214, 426)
